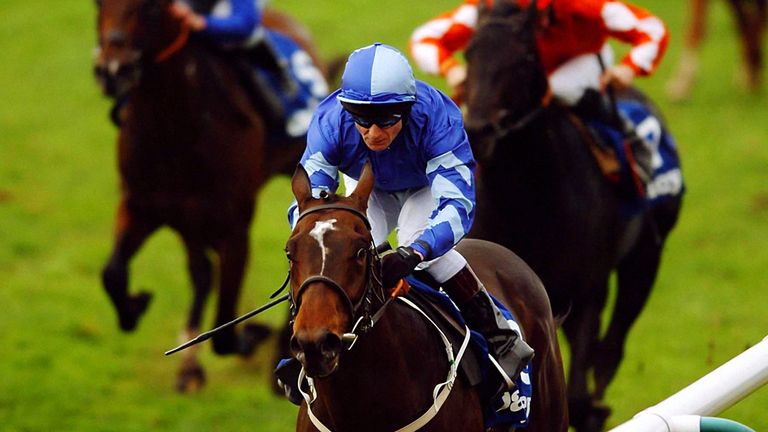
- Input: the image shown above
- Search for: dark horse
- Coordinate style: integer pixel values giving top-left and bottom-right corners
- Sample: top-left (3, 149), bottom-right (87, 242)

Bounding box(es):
top-left (286, 163), bottom-right (568, 431)
top-left (94, 0), bottom-right (326, 391)
top-left (463, 2), bottom-right (682, 431)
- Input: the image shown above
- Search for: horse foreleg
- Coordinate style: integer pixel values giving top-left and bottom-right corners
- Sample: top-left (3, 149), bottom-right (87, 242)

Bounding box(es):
top-left (213, 228), bottom-right (271, 356)
top-left (101, 202), bottom-right (159, 331)
top-left (593, 240), bottom-right (661, 401)
top-left (271, 315), bottom-right (295, 395)
top-left (176, 237), bottom-right (213, 392)
top-left (563, 296), bottom-right (609, 432)
top-left (211, 229), bottom-right (249, 355)
top-left (667, 0), bottom-right (709, 101)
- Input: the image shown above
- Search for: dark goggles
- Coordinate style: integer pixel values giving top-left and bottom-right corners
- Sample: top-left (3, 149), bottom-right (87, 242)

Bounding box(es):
top-left (349, 113), bottom-right (403, 129)
top-left (341, 101), bottom-right (412, 130)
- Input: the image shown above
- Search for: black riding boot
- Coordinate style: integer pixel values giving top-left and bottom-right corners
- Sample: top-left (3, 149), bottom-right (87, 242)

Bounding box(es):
top-left (574, 89), bottom-right (653, 195)
top-left (442, 266), bottom-right (535, 395)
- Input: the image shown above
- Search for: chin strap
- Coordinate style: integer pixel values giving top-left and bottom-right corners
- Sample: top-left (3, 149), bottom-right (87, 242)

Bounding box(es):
top-left (298, 296), bottom-right (472, 432)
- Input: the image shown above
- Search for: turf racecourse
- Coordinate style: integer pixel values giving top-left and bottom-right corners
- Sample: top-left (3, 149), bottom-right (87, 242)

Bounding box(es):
top-left (1, 0), bottom-right (766, 430)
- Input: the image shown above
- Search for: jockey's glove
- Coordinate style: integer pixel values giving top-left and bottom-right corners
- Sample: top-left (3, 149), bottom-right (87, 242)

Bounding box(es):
top-left (381, 246), bottom-right (422, 288)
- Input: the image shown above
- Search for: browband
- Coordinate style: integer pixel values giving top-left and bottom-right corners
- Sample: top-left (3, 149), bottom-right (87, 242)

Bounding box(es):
top-left (296, 203), bottom-right (372, 230)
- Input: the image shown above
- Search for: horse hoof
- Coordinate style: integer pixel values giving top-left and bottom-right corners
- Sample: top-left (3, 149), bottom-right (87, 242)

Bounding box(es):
top-left (238, 323), bottom-right (272, 357)
top-left (176, 366), bottom-right (206, 393)
top-left (576, 401), bottom-right (612, 432)
top-left (212, 329), bottom-right (239, 355)
top-left (585, 401), bottom-right (611, 432)
top-left (118, 291), bottom-right (153, 331)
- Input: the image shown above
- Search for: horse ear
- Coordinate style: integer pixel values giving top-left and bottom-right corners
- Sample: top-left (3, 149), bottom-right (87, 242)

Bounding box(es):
top-left (291, 164), bottom-right (312, 208)
top-left (349, 161), bottom-right (374, 209)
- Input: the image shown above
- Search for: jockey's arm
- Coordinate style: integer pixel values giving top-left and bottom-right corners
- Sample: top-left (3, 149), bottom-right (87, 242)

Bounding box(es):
top-left (287, 114), bottom-right (341, 228)
top-left (411, 100), bottom-right (476, 261)
top-left (170, 0), bottom-right (261, 43)
top-left (202, 0), bottom-right (261, 43)
top-left (599, 0), bottom-right (669, 88)
top-left (409, 1), bottom-right (480, 96)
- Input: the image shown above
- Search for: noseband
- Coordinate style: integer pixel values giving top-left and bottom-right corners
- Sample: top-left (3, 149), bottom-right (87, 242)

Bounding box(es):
top-left (291, 203), bottom-right (386, 340)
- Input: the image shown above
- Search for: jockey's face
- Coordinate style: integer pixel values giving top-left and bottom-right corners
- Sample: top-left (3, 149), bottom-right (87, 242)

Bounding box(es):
top-left (355, 121), bottom-right (403, 152)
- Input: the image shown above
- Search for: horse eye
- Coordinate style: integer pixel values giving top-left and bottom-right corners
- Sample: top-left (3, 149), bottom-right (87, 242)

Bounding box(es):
top-left (356, 248), bottom-right (366, 260)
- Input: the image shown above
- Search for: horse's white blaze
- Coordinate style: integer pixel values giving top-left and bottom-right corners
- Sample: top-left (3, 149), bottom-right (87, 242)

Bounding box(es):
top-left (309, 219), bottom-right (337, 275)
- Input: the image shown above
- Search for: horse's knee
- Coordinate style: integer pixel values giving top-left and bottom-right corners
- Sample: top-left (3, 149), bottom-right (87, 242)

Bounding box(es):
top-left (101, 260), bottom-right (127, 296)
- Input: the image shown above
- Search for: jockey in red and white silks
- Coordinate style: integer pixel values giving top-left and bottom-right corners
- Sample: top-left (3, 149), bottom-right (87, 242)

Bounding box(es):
top-left (409, 0), bottom-right (669, 105)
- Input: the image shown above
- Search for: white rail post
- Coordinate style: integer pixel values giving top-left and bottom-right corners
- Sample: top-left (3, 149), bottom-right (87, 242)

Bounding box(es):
top-left (610, 335), bottom-right (768, 432)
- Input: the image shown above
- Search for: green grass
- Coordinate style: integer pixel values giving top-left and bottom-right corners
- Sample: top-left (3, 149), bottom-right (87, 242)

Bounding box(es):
top-left (1, 0), bottom-right (766, 430)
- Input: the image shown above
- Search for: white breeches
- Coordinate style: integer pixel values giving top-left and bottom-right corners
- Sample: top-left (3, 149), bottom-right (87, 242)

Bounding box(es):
top-left (344, 176), bottom-right (467, 283)
top-left (548, 44), bottom-right (615, 105)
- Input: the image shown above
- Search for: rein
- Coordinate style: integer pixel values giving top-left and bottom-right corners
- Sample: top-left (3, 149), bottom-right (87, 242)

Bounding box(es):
top-left (473, 88), bottom-right (553, 141)
top-left (154, 20), bottom-right (190, 63)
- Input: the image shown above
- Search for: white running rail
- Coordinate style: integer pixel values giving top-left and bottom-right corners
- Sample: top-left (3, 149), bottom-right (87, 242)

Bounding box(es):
top-left (610, 335), bottom-right (768, 432)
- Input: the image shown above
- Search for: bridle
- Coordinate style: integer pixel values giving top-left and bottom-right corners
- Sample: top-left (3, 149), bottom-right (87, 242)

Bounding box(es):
top-left (96, 1), bottom-right (191, 124)
top-left (467, 90), bottom-right (552, 141)
top-left (290, 203), bottom-right (391, 344)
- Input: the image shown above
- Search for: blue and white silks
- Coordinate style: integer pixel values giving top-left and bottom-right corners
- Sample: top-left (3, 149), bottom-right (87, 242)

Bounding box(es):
top-left (288, 81), bottom-right (476, 261)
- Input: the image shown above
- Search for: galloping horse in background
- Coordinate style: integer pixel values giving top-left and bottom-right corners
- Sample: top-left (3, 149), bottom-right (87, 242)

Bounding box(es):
top-left (463, 2), bottom-right (682, 431)
top-left (667, 0), bottom-right (767, 101)
top-left (287, 163), bottom-right (568, 431)
top-left (94, 0), bottom-right (327, 391)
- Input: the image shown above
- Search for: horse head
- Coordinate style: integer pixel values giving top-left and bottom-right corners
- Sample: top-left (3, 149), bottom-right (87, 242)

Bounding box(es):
top-left (94, 0), bottom-right (182, 97)
top-left (287, 162), bottom-right (383, 378)
top-left (464, 0), bottom-right (548, 161)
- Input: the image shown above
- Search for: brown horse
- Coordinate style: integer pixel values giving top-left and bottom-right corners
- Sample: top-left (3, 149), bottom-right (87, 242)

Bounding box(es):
top-left (94, 0), bottom-right (326, 391)
top-left (667, 0), bottom-right (767, 101)
top-left (287, 163), bottom-right (568, 431)
top-left (463, 2), bottom-right (682, 431)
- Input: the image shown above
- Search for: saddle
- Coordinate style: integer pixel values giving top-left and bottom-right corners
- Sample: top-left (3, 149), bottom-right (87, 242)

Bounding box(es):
top-left (398, 274), bottom-right (534, 429)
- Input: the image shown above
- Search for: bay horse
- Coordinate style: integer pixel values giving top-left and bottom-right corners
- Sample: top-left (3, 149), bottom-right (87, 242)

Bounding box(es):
top-left (94, 0), bottom-right (327, 391)
top-left (286, 162), bottom-right (568, 431)
top-left (667, 0), bottom-right (767, 101)
top-left (463, 2), bottom-right (682, 431)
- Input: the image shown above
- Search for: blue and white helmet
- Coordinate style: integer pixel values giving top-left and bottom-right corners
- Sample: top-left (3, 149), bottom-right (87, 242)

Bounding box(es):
top-left (337, 43), bottom-right (417, 106)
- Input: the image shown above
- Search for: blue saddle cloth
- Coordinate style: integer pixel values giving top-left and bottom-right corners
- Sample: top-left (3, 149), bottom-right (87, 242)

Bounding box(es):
top-left (260, 30), bottom-right (328, 137)
top-left (589, 100), bottom-right (685, 218)
top-left (405, 276), bottom-right (533, 429)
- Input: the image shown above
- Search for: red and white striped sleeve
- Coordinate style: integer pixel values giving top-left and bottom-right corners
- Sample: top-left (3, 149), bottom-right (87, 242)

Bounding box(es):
top-left (601, 0), bottom-right (669, 76)
top-left (409, 0), bottom-right (481, 77)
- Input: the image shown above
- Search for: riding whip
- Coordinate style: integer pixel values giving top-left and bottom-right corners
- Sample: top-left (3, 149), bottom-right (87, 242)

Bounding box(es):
top-left (164, 293), bottom-right (289, 356)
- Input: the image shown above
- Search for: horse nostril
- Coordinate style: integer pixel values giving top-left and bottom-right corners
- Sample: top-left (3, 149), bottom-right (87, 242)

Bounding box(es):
top-left (290, 330), bottom-right (342, 363)
top-left (320, 332), bottom-right (342, 360)
top-left (289, 335), bottom-right (302, 355)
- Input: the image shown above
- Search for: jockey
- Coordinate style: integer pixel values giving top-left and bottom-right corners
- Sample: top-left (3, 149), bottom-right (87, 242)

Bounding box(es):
top-left (170, 0), bottom-right (295, 115)
top-left (409, 0), bottom-right (670, 192)
top-left (287, 43), bottom-right (534, 398)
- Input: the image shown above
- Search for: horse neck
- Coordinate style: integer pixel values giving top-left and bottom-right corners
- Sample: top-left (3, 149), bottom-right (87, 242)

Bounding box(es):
top-left (310, 303), bottom-right (452, 429)
top-left (129, 42), bottom-right (252, 140)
